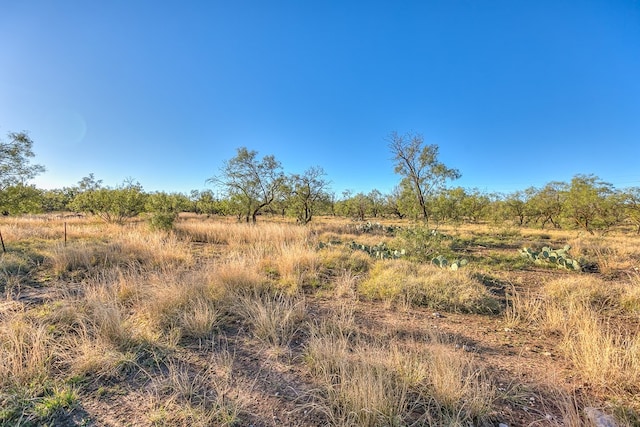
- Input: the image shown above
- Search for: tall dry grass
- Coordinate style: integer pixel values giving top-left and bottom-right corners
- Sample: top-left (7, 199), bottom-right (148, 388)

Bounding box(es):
top-left (177, 220), bottom-right (310, 248)
top-left (232, 291), bottom-right (306, 347)
top-left (505, 275), bottom-right (640, 407)
top-left (567, 234), bottom-right (640, 274)
top-left (148, 350), bottom-right (242, 426)
top-left (0, 310), bottom-right (56, 389)
top-left (46, 229), bottom-right (193, 277)
top-left (562, 309), bottom-right (640, 393)
top-left (258, 241), bottom-right (320, 291)
top-left (305, 308), bottom-right (496, 426)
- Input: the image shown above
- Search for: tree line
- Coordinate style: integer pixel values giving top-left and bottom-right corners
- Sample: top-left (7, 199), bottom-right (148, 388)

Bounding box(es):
top-left (2, 130), bottom-right (639, 234)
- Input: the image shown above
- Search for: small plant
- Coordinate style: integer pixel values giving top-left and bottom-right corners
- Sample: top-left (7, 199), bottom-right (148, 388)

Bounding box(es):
top-left (519, 245), bottom-right (582, 271)
top-left (33, 387), bottom-right (77, 420)
top-left (431, 255), bottom-right (468, 270)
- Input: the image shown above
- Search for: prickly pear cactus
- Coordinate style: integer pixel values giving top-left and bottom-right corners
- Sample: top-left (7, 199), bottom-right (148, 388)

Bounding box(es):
top-left (348, 241), bottom-right (405, 259)
top-left (519, 244), bottom-right (582, 271)
top-left (432, 256), bottom-right (468, 270)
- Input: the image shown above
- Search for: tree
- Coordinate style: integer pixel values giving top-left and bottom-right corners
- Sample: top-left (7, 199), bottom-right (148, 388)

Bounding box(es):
top-left (388, 132), bottom-right (460, 225)
top-left (433, 187), bottom-right (465, 223)
top-left (0, 185), bottom-right (43, 215)
top-left (504, 188), bottom-right (536, 226)
top-left (191, 189), bottom-right (225, 216)
top-left (77, 173), bottom-right (103, 192)
top-left (528, 182), bottom-right (566, 229)
top-left (287, 166), bottom-right (330, 224)
top-left (0, 131), bottom-right (45, 190)
top-left (70, 180), bottom-right (147, 224)
top-left (41, 187), bottom-right (77, 212)
top-left (460, 188), bottom-right (492, 223)
top-left (367, 189), bottom-right (384, 218)
top-left (145, 191), bottom-right (189, 231)
top-left (623, 187), bottom-right (640, 234)
top-left (208, 147), bottom-right (285, 223)
top-left (351, 193), bottom-right (371, 221)
top-left (563, 174), bottom-right (621, 234)
top-left (383, 186), bottom-right (406, 219)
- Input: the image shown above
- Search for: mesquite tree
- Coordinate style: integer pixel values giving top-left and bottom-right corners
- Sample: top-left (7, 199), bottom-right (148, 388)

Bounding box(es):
top-left (388, 132), bottom-right (460, 225)
top-left (208, 147), bottom-right (285, 223)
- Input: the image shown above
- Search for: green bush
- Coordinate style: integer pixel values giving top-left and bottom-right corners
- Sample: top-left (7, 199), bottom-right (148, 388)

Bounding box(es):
top-left (148, 212), bottom-right (177, 231)
top-left (396, 226), bottom-right (453, 262)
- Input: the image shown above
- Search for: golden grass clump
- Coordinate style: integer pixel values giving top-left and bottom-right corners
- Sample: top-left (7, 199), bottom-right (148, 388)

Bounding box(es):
top-left (232, 291), bottom-right (305, 347)
top-left (506, 274), bottom-right (640, 402)
top-left (213, 256), bottom-right (266, 293)
top-left (68, 332), bottom-right (137, 380)
top-left (425, 343), bottom-right (495, 420)
top-left (561, 310), bottom-right (640, 393)
top-left (543, 275), bottom-right (640, 315)
top-left (567, 235), bottom-right (640, 274)
top-left (0, 311), bottom-right (55, 389)
top-left (259, 241), bottom-right (320, 292)
top-left (503, 286), bottom-right (543, 328)
top-left (543, 276), bottom-right (620, 310)
top-left (114, 229), bottom-right (194, 267)
top-left (305, 322), bottom-right (410, 426)
top-left (0, 217), bottom-right (62, 241)
top-left (138, 269), bottom-right (224, 341)
top-left (359, 260), bottom-right (500, 313)
top-left (621, 272), bottom-right (640, 313)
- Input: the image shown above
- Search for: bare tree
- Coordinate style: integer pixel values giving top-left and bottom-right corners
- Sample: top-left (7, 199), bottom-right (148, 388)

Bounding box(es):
top-left (388, 132), bottom-right (460, 225)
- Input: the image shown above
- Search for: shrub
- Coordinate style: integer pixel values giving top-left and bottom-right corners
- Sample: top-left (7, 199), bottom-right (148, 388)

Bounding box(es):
top-left (397, 226), bottom-right (454, 262)
top-left (149, 212), bottom-right (177, 231)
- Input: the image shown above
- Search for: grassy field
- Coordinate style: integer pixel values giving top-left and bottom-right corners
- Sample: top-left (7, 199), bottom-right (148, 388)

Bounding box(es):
top-left (0, 214), bottom-right (639, 426)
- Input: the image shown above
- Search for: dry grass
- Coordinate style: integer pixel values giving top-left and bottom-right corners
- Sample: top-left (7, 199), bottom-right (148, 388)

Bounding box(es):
top-left (359, 260), bottom-right (501, 313)
top-left (305, 310), bottom-right (496, 426)
top-left (567, 234), bottom-right (640, 274)
top-left (2, 216), bottom-right (640, 425)
top-left (45, 229), bottom-right (193, 277)
top-left (561, 308), bottom-right (640, 393)
top-left (258, 241), bottom-right (320, 291)
top-left (305, 319), bottom-right (412, 426)
top-left (506, 274), bottom-right (640, 409)
top-left (177, 220), bottom-right (310, 248)
top-left (148, 350), bottom-right (241, 426)
top-left (503, 286), bottom-right (543, 328)
top-left (319, 246), bottom-right (371, 275)
top-left (232, 290), bottom-right (306, 347)
top-left (425, 343), bottom-right (496, 422)
top-left (0, 310), bottom-right (55, 389)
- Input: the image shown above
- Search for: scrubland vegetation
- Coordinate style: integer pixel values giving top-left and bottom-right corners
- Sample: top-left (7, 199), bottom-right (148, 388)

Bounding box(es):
top-left (2, 130), bottom-right (640, 425)
top-left (1, 214), bottom-right (639, 426)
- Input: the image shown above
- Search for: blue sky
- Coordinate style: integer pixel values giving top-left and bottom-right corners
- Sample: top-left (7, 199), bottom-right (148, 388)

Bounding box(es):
top-left (1, 0), bottom-right (639, 196)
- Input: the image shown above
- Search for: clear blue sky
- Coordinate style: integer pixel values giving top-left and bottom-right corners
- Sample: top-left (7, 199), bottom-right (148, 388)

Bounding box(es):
top-left (1, 0), bottom-right (639, 196)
